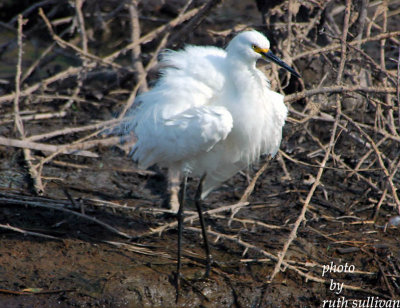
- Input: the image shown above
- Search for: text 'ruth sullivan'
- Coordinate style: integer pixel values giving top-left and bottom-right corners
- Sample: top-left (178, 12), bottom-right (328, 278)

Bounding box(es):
top-left (322, 296), bottom-right (400, 307)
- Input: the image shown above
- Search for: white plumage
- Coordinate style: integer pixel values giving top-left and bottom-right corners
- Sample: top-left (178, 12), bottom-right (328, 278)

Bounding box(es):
top-left (122, 30), bottom-right (299, 202)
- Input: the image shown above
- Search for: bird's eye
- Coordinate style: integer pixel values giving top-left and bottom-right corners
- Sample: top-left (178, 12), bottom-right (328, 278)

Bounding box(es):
top-left (252, 44), bottom-right (257, 50)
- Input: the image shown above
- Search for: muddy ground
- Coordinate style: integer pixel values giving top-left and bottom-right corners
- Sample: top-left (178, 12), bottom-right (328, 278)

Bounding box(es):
top-left (0, 0), bottom-right (400, 307)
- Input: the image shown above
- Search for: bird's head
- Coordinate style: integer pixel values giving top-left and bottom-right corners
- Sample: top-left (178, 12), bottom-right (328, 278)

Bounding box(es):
top-left (227, 30), bottom-right (300, 78)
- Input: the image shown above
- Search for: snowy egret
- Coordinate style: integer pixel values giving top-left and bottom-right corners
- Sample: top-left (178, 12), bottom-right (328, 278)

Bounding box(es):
top-left (121, 30), bottom-right (300, 297)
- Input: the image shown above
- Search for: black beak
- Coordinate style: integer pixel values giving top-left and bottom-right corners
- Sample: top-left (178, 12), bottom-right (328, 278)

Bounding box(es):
top-left (261, 50), bottom-right (301, 78)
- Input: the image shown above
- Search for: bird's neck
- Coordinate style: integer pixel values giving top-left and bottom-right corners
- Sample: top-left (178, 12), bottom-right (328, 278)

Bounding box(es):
top-left (226, 54), bottom-right (257, 71)
top-left (225, 56), bottom-right (260, 91)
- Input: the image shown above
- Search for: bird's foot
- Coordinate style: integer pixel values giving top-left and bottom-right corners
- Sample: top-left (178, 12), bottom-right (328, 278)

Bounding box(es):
top-left (175, 271), bottom-right (184, 303)
top-left (204, 254), bottom-right (214, 278)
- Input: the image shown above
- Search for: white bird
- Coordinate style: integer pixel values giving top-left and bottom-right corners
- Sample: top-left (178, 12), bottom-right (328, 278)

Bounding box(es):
top-left (121, 30), bottom-right (300, 298)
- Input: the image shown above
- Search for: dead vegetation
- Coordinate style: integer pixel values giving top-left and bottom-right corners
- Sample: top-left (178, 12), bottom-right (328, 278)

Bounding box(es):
top-left (0, 0), bottom-right (399, 307)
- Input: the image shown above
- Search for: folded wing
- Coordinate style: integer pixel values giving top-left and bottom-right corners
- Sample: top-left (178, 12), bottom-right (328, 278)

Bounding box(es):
top-left (132, 105), bottom-right (233, 170)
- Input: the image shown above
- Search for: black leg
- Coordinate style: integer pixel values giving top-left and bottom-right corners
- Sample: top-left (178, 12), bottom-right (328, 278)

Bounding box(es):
top-left (176, 175), bottom-right (187, 303)
top-left (194, 174), bottom-right (212, 277)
